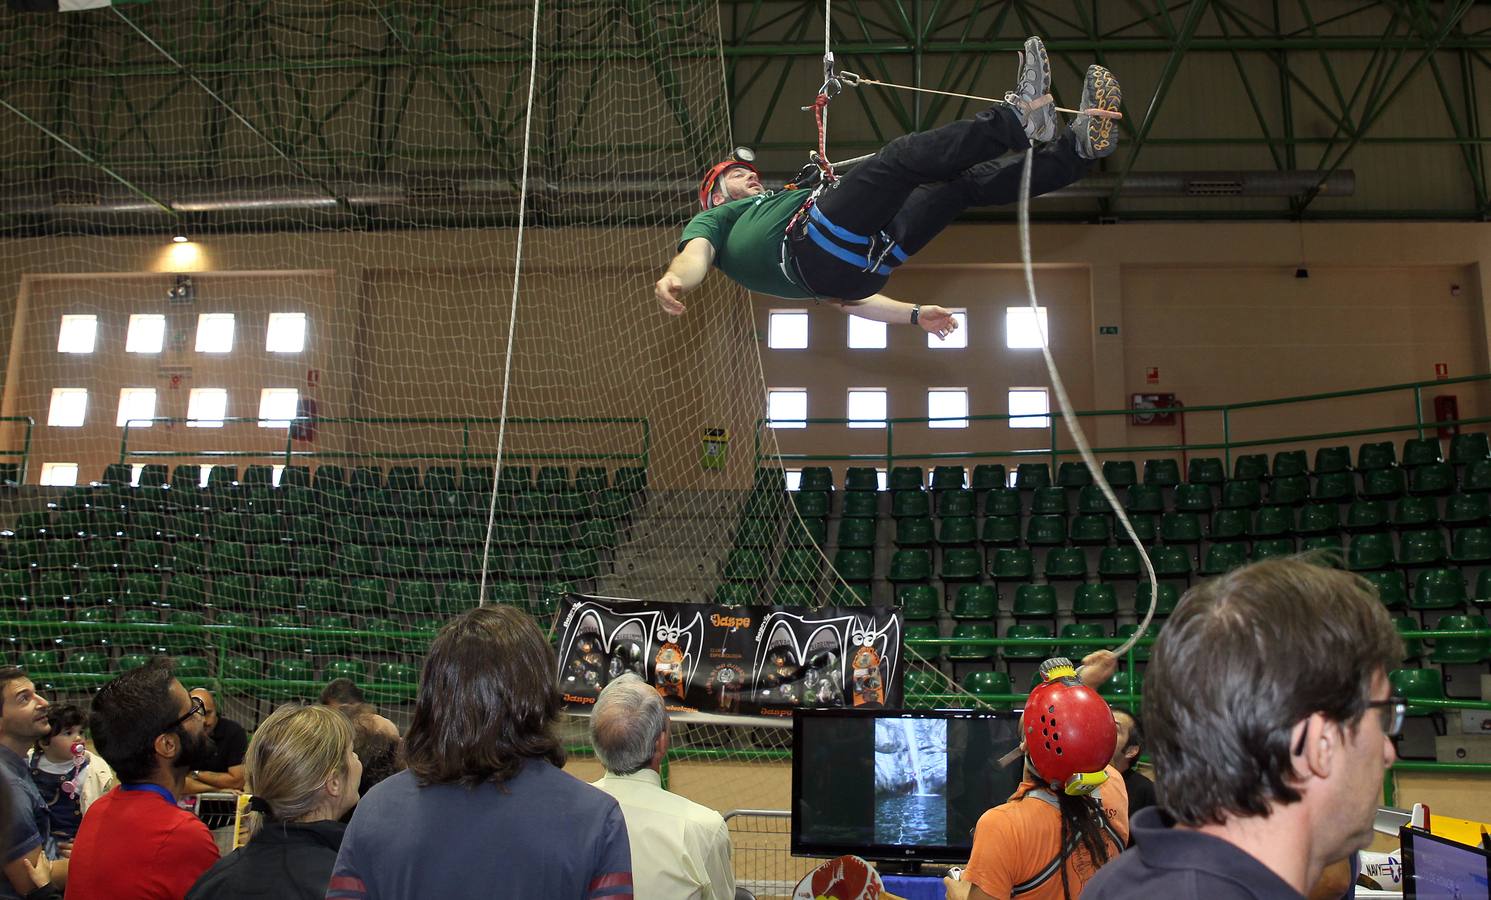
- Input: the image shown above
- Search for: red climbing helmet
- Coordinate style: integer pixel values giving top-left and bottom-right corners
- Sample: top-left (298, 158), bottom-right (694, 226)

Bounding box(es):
top-left (698, 147), bottom-right (759, 210)
top-left (1022, 657), bottom-right (1118, 796)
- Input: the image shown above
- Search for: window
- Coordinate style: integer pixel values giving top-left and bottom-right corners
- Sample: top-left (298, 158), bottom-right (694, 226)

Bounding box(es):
top-left (39, 463), bottom-right (79, 487)
top-left (785, 469), bottom-right (803, 492)
top-left (847, 315), bottom-right (887, 349)
top-left (198, 465), bottom-right (214, 488)
top-left (187, 388), bottom-right (228, 427)
top-left (1006, 306), bottom-right (1050, 349)
top-left (130, 464), bottom-right (145, 487)
top-left (767, 389), bottom-right (807, 429)
top-left (847, 389), bottom-right (888, 429)
top-left (116, 388), bottom-right (157, 429)
top-left (927, 388), bottom-right (969, 429)
top-left (1009, 388), bottom-right (1051, 429)
top-left (126, 314), bottom-right (166, 353)
top-left (257, 388), bottom-right (300, 428)
top-left (928, 310), bottom-right (969, 349)
top-left (265, 313), bottom-right (307, 353)
top-left (875, 469), bottom-right (888, 491)
top-left (768, 311), bottom-right (808, 349)
top-left (271, 464), bottom-right (286, 487)
top-left (195, 313), bottom-right (235, 353)
top-left (47, 388), bottom-right (88, 427)
top-left (57, 315), bottom-right (97, 354)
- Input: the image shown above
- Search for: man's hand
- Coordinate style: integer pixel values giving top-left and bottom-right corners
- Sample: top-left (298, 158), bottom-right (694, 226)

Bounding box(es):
top-left (918, 305), bottom-right (959, 340)
top-left (656, 272), bottom-right (688, 315)
top-left (943, 875), bottom-right (972, 900)
top-left (1079, 649), bottom-right (1118, 689)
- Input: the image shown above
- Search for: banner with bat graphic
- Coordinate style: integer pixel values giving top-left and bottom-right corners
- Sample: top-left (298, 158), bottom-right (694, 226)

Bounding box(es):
top-left (556, 595), bottom-right (904, 719)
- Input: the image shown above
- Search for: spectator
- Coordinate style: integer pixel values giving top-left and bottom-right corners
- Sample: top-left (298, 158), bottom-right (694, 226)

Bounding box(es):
top-left (185, 704), bottom-right (360, 900)
top-left (328, 605), bottom-right (632, 899)
top-left (182, 689), bottom-right (247, 795)
top-left (349, 724), bottom-right (403, 801)
top-left (590, 674), bottom-right (733, 900)
top-left (28, 704), bottom-right (116, 851)
top-left (66, 658), bottom-right (220, 900)
top-left (319, 679), bottom-right (398, 739)
top-left (0, 667), bottom-right (63, 899)
top-left (1084, 558), bottom-right (1404, 900)
top-left (1109, 709), bottom-right (1156, 820)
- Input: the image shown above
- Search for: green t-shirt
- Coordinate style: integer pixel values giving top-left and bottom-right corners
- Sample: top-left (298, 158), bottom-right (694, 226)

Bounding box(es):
top-left (678, 189), bottom-right (814, 299)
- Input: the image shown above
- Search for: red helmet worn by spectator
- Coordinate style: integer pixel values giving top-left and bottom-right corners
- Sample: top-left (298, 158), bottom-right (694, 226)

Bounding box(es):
top-left (1022, 657), bottom-right (1117, 797)
top-left (698, 147), bottom-right (759, 210)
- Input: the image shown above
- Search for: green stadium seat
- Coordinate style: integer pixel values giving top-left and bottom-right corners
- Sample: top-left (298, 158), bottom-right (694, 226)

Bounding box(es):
top-left (1072, 584), bottom-right (1118, 619)
top-left (1012, 584), bottom-right (1057, 619)
top-left (1295, 502), bottom-right (1340, 535)
top-left (205, 542), bottom-right (247, 574)
top-left (1025, 516), bottom-right (1067, 546)
top-left (1136, 582), bottom-right (1181, 617)
top-left (376, 545), bottom-right (421, 576)
top-left (795, 467), bottom-right (832, 494)
top-left (1251, 505), bottom-right (1294, 537)
top-left (967, 465), bottom-right (1004, 491)
top-left (1477, 570), bottom-right (1491, 608)
top-left (989, 549), bottom-right (1034, 581)
top-left (1271, 450), bottom-right (1308, 479)
top-left (1114, 624), bottom-right (1153, 661)
top-left (1076, 486), bottom-right (1112, 516)
top-left (937, 490), bottom-right (976, 518)
top-left (258, 576), bottom-right (298, 611)
top-left (1056, 463), bottom-right (1092, 488)
top-left (1030, 487), bottom-right (1069, 516)
top-left (396, 580), bottom-right (441, 614)
top-left (1070, 514), bottom-right (1111, 545)
top-left (939, 548), bottom-right (980, 581)
top-left (1269, 476), bottom-right (1310, 506)
top-left (209, 575), bottom-right (254, 611)
top-left (266, 657), bottom-right (314, 700)
top-left (930, 466), bottom-right (966, 492)
top-left (1409, 463), bottom-right (1456, 496)
top-left (1412, 567), bottom-right (1466, 610)
top-left (323, 658), bottom-right (365, 683)
top-left (1451, 526), bottom-right (1491, 562)
top-left (903, 670), bottom-right (938, 702)
top-left (888, 467), bottom-right (924, 492)
top-left (1015, 464), bottom-right (1050, 491)
top-left (1345, 500), bottom-right (1389, 533)
top-left (1428, 614), bottom-right (1491, 664)
top-left (252, 543), bottom-right (295, 574)
top-left (1357, 443), bottom-right (1396, 471)
top-left (888, 550), bottom-right (932, 583)
top-left (1188, 458), bottom-right (1225, 485)
top-left (492, 465), bottom-right (529, 493)
top-left (1143, 459), bottom-right (1181, 487)
top-left (771, 584), bottom-right (817, 607)
top-left (1361, 570), bottom-right (1407, 609)
top-left (1002, 624), bottom-right (1054, 660)
top-left (1390, 668), bottom-right (1444, 716)
top-left (121, 573), bottom-right (162, 605)
top-left (979, 516), bottom-right (1020, 547)
top-left (1347, 533), bottom-right (1395, 570)
top-left (1216, 482), bottom-right (1264, 509)
top-left (1398, 529), bottom-right (1448, 566)
top-left (1060, 623), bottom-right (1108, 660)
top-left (1402, 439), bottom-right (1443, 468)
top-left (1449, 433), bottom-right (1491, 465)
top-left (346, 578), bottom-right (387, 614)
top-left (844, 467), bottom-right (880, 492)
top-left (1443, 492), bottom-right (1489, 526)
top-left (1098, 669), bottom-right (1143, 703)
top-left (951, 585), bottom-right (997, 620)
top-left (1298, 534), bottom-right (1343, 559)
top-left (1102, 461), bottom-right (1137, 488)
top-left (896, 585), bottom-right (939, 620)
top-left (1361, 468), bottom-right (1406, 500)
top-left (555, 548), bottom-right (599, 581)
top-left (572, 466), bottom-right (608, 495)
top-left (62, 650), bottom-right (108, 676)
top-left (835, 519), bottom-right (876, 549)
top-left (1044, 548), bottom-right (1087, 580)
top-left (841, 492), bottom-right (878, 519)
top-left (982, 488), bottom-right (1022, 518)
top-left (776, 549), bottom-right (821, 584)
top-left (786, 517), bottom-right (828, 548)
top-left (1150, 545), bottom-right (1193, 577)
top-left (1313, 446), bottom-right (1353, 475)
top-left (1210, 509), bottom-right (1249, 540)
top-left (173, 655), bottom-right (210, 683)
top-left (937, 517), bottom-right (977, 546)
top-left (1160, 513), bottom-right (1202, 544)
top-left (895, 517), bottom-right (934, 548)
top-left (733, 517), bottom-right (775, 549)
top-left (1172, 484), bottom-right (1213, 513)
top-left (891, 491), bottom-right (930, 519)
top-left (947, 623), bottom-right (995, 662)
top-left (1125, 485), bottom-right (1163, 514)
top-left (961, 670), bottom-right (1013, 707)
top-left (1232, 454), bottom-right (1268, 481)
top-left (159, 610), bottom-right (206, 655)
top-left (1395, 618), bottom-right (1423, 662)
top-left (902, 625), bottom-right (940, 662)
top-left (713, 583), bottom-right (755, 608)
top-left (442, 581), bottom-right (480, 608)
top-left (614, 467), bottom-right (647, 494)
top-left (793, 491), bottom-right (830, 519)
top-left (830, 583), bottom-right (872, 607)
top-left (1098, 546), bottom-right (1141, 580)
top-left (1200, 541), bottom-right (1248, 576)
top-left (425, 548), bottom-right (469, 579)
top-left (1312, 472), bottom-right (1355, 503)
top-left (299, 578), bottom-right (341, 612)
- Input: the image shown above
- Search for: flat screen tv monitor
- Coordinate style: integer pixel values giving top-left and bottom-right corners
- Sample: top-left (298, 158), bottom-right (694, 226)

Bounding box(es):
top-left (792, 707), bottom-right (1024, 863)
top-left (1401, 826), bottom-right (1491, 900)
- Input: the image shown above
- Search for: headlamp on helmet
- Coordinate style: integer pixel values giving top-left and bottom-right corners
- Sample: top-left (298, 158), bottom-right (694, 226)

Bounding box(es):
top-left (698, 147), bottom-right (759, 210)
top-left (1021, 657), bottom-right (1118, 797)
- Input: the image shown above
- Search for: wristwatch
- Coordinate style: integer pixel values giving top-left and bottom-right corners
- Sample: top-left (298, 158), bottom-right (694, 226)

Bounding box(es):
top-left (910, 305), bottom-right (921, 325)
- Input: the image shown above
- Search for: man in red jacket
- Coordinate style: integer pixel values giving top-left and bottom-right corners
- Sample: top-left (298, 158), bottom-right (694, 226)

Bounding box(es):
top-left (67, 658), bottom-right (219, 900)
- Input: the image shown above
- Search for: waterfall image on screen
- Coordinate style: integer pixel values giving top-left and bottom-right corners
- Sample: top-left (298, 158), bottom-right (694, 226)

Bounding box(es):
top-left (874, 718), bottom-right (949, 847)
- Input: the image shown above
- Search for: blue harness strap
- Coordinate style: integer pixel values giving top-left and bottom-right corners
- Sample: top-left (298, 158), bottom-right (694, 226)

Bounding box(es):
top-left (807, 205), bottom-right (909, 263)
top-left (803, 205), bottom-right (908, 276)
top-left (806, 223), bottom-right (893, 276)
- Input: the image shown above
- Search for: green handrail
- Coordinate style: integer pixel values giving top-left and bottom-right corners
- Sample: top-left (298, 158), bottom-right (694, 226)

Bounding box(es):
top-left (0, 417), bottom-right (35, 484)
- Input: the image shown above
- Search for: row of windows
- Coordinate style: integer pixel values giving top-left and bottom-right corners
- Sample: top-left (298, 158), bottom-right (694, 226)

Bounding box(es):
top-left (38, 462), bottom-right (280, 489)
top-left (56, 313), bottom-right (308, 355)
top-left (46, 387), bottom-right (301, 430)
top-left (766, 387), bottom-right (1051, 430)
top-left (767, 307), bottom-right (1049, 350)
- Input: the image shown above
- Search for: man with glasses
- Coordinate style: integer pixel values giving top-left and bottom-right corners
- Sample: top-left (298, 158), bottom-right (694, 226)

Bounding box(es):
top-left (1085, 557), bottom-right (1405, 900)
top-left (66, 658), bottom-right (220, 900)
top-left (182, 688), bottom-right (247, 795)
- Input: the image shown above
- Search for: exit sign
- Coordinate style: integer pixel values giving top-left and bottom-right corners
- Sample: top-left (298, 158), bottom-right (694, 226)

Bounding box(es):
top-left (1099, 326), bottom-right (1119, 335)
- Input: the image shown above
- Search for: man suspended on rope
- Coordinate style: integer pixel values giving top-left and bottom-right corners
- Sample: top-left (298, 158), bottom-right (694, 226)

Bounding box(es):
top-left (655, 36), bottom-right (1121, 337)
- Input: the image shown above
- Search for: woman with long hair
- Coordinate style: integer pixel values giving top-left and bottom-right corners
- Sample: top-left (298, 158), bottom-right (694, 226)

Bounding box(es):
top-left (186, 705), bottom-right (361, 900)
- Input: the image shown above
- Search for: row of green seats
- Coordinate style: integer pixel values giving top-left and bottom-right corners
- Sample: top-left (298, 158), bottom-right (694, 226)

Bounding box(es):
top-left (16, 652), bottom-right (421, 700)
top-left (42, 485), bottom-right (640, 519)
top-left (91, 463), bottom-right (646, 495)
top-left (5, 513), bottom-right (623, 546)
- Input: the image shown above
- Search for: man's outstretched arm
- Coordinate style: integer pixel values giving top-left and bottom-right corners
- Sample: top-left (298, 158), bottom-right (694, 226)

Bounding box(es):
top-left (656, 238), bottom-right (716, 315)
top-left (829, 294), bottom-right (959, 340)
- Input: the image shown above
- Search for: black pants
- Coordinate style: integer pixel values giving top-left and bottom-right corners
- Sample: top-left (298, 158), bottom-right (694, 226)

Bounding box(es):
top-left (790, 105), bottom-right (1091, 301)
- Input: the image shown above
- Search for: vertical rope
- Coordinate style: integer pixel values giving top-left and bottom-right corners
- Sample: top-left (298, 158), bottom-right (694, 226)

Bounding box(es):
top-left (1016, 148), bottom-right (1158, 658)
top-left (479, 0), bottom-right (544, 607)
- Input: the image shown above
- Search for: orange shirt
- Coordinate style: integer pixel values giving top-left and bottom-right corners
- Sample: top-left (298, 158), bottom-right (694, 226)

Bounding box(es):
top-left (961, 765), bottom-right (1129, 900)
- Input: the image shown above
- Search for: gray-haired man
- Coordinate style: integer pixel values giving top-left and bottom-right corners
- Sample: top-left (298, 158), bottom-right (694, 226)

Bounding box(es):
top-left (590, 674), bottom-right (734, 900)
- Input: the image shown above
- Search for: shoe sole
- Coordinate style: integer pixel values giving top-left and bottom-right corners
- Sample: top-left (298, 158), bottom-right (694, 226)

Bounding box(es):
top-left (1084, 66), bottom-right (1121, 156)
top-left (1022, 37), bottom-right (1056, 141)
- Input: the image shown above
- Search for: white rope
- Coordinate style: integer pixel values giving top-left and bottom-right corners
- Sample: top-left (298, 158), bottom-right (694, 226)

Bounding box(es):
top-left (1016, 147), bottom-right (1158, 660)
top-left (479, 0), bottom-right (544, 607)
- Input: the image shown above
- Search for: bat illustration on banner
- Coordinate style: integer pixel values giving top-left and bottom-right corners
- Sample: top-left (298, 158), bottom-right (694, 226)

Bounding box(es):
top-left (751, 612), bottom-right (900, 709)
top-left (556, 600), bottom-right (705, 699)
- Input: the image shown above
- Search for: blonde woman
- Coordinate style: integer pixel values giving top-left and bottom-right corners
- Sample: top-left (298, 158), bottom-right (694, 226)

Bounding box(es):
top-left (186, 705), bottom-right (361, 900)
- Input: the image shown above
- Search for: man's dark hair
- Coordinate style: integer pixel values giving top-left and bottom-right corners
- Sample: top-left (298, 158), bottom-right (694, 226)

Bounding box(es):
top-left (1116, 708), bottom-right (1143, 757)
top-left (404, 605), bottom-right (564, 788)
top-left (0, 666), bottom-right (29, 711)
top-left (320, 678), bottom-right (366, 707)
top-left (88, 657), bottom-right (181, 783)
top-left (1144, 556), bottom-right (1402, 826)
top-left (353, 728), bottom-right (405, 797)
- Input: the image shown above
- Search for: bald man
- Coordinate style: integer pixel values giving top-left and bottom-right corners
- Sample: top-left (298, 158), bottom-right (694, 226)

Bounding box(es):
top-left (182, 689), bottom-right (247, 794)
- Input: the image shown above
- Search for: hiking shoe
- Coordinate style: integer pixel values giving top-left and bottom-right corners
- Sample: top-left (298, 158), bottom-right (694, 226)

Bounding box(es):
top-left (1073, 64), bottom-right (1121, 159)
top-left (1005, 36), bottom-right (1056, 143)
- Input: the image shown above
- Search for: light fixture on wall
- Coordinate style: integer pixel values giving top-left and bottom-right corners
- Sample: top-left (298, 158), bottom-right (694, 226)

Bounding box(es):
top-left (171, 232), bottom-right (189, 244)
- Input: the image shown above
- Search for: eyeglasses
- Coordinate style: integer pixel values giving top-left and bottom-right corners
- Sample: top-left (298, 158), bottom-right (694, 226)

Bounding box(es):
top-left (163, 695), bottom-right (206, 733)
top-left (1292, 694), bottom-right (1407, 755)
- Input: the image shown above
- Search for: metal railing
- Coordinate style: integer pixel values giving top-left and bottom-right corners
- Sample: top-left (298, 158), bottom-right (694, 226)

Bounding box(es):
top-left (0, 417), bottom-right (35, 484)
